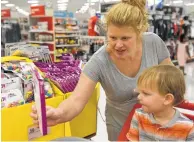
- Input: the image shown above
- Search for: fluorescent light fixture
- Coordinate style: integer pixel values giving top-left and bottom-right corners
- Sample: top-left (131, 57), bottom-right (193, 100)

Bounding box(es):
top-left (1, 0), bottom-right (9, 4)
top-left (31, 3), bottom-right (39, 6)
top-left (5, 3), bottom-right (15, 7)
top-left (87, 0), bottom-right (98, 2)
top-left (165, 4), bottom-right (170, 6)
top-left (185, 3), bottom-right (194, 6)
top-left (173, 0), bottom-right (183, 4)
top-left (57, 0), bottom-right (68, 2)
top-left (58, 3), bottom-right (68, 6)
top-left (58, 7), bottom-right (67, 9)
top-left (91, 3), bottom-right (95, 5)
top-left (84, 3), bottom-right (89, 6)
top-left (58, 6), bottom-right (67, 8)
top-left (104, 0), bottom-right (112, 2)
top-left (27, 0), bottom-right (39, 4)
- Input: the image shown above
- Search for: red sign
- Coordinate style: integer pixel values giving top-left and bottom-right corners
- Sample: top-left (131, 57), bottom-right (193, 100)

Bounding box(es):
top-left (1, 9), bottom-right (11, 18)
top-left (31, 5), bottom-right (45, 16)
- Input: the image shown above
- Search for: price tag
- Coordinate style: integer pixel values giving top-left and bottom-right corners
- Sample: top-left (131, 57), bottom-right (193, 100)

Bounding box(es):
top-left (28, 125), bottom-right (50, 141)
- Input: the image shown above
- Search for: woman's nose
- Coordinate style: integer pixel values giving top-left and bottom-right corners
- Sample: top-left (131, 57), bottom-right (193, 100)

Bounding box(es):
top-left (115, 40), bottom-right (124, 48)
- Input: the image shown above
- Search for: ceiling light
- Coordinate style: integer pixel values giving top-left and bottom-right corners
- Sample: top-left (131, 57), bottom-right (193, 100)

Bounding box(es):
top-left (58, 3), bottom-right (68, 6)
top-left (27, 0), bottom-right (39, 4)
top-left (57, 1), bottom-right (68, 4)
top-left (173, 0), bottom-right (183, 4)
top-left (31, 4), bottom-right (39, 6)
top-left (84, 3), bottom-right (89, 6)
top-left (185, 3), bottom-right (194, 6)
top-left (1, 0), bottom-right (9, 4)
top-left (91, 3), bottom-right (95, 5)
top-left (58, 6), bottom-right (67, 8)
top-left (87, 0), bottom-right (98, 2)
top-left (58, 7), bottom-right (67, 9)
top-left (5, 3), bottom-right (15, 7)
top-left (57, 0), bottom-right (68, 3)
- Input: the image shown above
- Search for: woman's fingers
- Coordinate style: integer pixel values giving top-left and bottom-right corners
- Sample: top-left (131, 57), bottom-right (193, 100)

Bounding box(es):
top-left (32, 105), bottom-right (37, 113)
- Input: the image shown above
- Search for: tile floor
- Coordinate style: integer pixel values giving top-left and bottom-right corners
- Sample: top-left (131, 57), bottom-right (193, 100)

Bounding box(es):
top-left (91, 62), bottom-right (194, 141)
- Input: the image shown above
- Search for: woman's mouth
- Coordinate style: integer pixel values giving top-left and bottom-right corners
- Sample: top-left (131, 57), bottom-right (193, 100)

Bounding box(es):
top-left (116, 49), bottom-right (126, 54)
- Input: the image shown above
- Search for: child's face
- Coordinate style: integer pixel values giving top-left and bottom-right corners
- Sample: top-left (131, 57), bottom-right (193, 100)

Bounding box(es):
top-left (136, 88), bottom-right (166, 113)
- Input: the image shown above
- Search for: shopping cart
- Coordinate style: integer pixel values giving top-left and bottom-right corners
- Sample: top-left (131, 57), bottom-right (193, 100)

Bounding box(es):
top-left (117, 101), bottom-right (194, 141)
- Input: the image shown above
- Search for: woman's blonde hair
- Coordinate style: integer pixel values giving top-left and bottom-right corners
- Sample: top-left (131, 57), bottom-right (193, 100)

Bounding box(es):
top-left (137, 65), bottom-right (185, 105)
top-left (105, 0), bottom-right (149, 33)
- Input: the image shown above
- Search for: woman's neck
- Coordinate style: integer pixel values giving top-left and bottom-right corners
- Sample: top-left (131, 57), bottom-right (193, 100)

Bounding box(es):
top-left (153, 107), bottom-right (176, 126)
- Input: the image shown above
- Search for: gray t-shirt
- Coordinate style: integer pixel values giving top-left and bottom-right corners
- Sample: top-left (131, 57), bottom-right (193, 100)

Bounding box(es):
top-left (83, 32), bottom-right (170, 140)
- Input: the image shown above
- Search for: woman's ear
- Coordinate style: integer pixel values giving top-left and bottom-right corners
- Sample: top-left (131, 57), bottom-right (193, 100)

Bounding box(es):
top-left (164, 93), bottom-right (175, 105)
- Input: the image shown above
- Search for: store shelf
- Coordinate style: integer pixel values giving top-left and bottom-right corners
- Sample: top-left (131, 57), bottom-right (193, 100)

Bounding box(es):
top-left (55, 30), bottom-right (80, 34)
top-left (28, 41), bottom-right (54, 44)
top-left (31, 15), bottom-right (53, 18)
top-left (21, 31), bottom-right (28, 35)
top-left (29, 30), bottom-right (54, 34)
top-left (56, 44), bottom-right (80, 47)
top-left (55, 35), bottom-right (79, 38)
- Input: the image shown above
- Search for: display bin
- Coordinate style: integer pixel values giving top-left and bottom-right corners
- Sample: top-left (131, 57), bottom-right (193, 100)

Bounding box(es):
top-left (1, 96), bottom-right (65, 141)
top-left (64, 83), bottom-right (100, 138)
top-left (1, 56), bottom-right (101, 139)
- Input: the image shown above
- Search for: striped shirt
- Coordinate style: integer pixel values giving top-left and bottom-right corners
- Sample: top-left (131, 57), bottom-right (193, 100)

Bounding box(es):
top-left (126, 108), bottom-right (194, 141)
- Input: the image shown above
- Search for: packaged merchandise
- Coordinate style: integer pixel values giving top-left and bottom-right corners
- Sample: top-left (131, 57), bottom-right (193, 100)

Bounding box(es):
top-left (31, 66), bottom-right (48, 135)
top-left (34, 54), bottom-right (82, 93)
top-left (1, 77), bottom-right (23, 94)
top-left (1, 61), bottom-right (54, 108)
top-left (1, 89), bottom-right (25, 108)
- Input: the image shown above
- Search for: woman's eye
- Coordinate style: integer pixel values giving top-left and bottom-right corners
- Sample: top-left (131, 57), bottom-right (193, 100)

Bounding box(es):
top-left (110, 37), bottom-right (116, 40)
top-left (122, 37), bottom-right (130, 40)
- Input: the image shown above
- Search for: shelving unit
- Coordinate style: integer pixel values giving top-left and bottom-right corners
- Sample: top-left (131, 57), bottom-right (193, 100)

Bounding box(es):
top-left (19, 17), bottom-right (30, 42)
top-left (54, 16), bottom-right (81, 62)
top-left (29, 6), bottom-right (55, 61)
top-left (56, 44), bottom-right (80, 47)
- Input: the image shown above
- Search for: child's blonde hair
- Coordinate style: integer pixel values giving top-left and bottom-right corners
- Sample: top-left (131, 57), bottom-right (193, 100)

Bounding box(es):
top-left (137, 65), bottom-right (185, 105)
top-left (105, 0), bottom-right (149, 34)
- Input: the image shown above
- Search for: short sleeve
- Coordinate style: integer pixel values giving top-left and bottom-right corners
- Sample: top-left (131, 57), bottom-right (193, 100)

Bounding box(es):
top-left (126, 110), bottom-right (139, 141)
top-left (186, 125), bottom-right (194, 141)
top-left (82, 55), bottom-right (101, 83)
top-left (153, 34), bottom-right (170, 63)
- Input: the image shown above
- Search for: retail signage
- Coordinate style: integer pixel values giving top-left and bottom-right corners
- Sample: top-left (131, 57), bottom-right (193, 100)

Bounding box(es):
top-left (31, 5), bottom-right (45, 16)
top-left (1, 9), bottom-right (11, 18)
top-left (54, 11), bottom-right (74, 18)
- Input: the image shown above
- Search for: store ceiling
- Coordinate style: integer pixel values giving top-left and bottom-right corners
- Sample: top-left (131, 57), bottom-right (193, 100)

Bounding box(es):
top-left (1, 0), bottom-right (194, 18)
top-left (1, 0), bottom-right (101, 13)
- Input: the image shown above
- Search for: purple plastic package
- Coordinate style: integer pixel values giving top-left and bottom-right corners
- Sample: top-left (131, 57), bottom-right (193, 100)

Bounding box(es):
top-left (31, 67), bottom-right (47, 135)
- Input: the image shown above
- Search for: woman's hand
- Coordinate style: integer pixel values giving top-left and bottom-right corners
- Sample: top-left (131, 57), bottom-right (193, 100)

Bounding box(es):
top-left (30, 105), bottom-right (62, 127)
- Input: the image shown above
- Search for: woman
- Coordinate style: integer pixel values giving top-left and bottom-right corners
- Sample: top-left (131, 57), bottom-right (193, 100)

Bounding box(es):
top-left (177, 34), bottom-right (190, 75)
top-left (31, 0), bottom-right (173, 140)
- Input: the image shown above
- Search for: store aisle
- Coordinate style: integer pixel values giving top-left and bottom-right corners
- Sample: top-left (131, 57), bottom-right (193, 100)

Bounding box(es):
top-left (185, 62), bottom-right (194, 102)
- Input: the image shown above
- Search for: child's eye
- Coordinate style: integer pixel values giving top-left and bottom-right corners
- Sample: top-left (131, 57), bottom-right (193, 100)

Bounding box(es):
top-left (143, 92), bottom-right (151, 96)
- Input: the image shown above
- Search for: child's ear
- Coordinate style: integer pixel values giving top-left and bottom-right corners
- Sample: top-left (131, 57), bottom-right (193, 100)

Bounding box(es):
top-left (164, 93), bottom-right (175, 105)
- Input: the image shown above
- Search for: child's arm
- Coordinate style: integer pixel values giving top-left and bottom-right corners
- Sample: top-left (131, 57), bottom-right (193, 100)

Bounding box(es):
top-left (186, 125), bottom-right (194, 141)
top-left (126, 110), bottom-right (139, 141)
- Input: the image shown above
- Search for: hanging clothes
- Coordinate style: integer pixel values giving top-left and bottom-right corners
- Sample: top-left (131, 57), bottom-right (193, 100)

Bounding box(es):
top-left (1, 21), bottom-right (21, 43)
top-left (177, 41), bottom-right (189, 67)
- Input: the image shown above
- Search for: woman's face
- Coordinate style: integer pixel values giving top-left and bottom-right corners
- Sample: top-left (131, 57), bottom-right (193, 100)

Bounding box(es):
top-left (107, 24), bottom-right (139, 59)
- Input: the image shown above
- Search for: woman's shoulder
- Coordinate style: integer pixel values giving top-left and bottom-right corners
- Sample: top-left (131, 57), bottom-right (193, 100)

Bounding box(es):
top-left (143, 32), bottom-right (161, 41)
top-left (90, 45), bottom-right (108, 63)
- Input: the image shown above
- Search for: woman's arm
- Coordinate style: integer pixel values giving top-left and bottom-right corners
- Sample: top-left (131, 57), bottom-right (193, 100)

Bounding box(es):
top-left (56, 73), bottom-right (97, 123)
